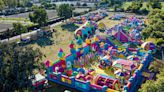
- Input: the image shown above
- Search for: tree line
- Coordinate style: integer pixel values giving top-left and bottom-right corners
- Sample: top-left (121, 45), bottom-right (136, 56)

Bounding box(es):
top-left (0, 0), bottom-right (33, 10)
top-left (99, 0), bottom-right (162, 14)
top-left (0, 42), bottom-right (44, 92)
top-left (139, 60), bottom-right (164, 92)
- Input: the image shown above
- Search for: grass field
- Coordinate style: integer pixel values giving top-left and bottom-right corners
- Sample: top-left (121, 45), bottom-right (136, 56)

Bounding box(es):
top-left (29, 23), bottom-right (78, 62)
top-left (98, 14), bottom-right (123, 28)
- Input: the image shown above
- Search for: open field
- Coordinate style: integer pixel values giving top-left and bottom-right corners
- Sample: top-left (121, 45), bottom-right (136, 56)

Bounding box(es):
top-left (98, 14), bottom-right (123, 28)
top-left (28, 23), bottom-right (78, 62)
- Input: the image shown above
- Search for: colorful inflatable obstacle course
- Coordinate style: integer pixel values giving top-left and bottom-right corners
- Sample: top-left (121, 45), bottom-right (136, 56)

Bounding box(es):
top-left (44, 15), bottom-right (156, 92)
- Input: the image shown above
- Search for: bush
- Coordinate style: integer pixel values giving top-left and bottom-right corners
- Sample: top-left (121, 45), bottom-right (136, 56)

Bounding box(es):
top-left (82, 3), bottom-right (87, 6)
top-left (125, 6), bottom-right (132, 12)
top-left (147, 0), bottom-right (162, 9)
top-left (26, 2), bottom-right (33, 7)
top-left (156, 38), bottom-right (164, 46)
top-left (140, 8), bottom-right (149, 15)
top-left (70, 4), bottom-right (74, 7)
top-left (125, 1), bottom-right (143, 14)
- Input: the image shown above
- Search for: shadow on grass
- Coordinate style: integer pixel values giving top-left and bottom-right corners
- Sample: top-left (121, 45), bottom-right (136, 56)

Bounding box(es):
top-left (20, 33), bottom-right (54, 47)
top-left (61, 23), bottom-right (79, 32)
top-left (29, 33), bottom-right (54, 47)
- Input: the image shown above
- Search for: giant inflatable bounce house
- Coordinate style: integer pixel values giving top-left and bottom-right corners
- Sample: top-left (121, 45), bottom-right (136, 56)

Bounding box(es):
top-left (44, 16), bottom-right (156, 92)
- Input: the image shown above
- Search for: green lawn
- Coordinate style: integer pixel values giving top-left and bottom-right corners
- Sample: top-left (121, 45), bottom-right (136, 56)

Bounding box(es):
top-left (28, 23), bottom-right (78, 62)
top-left (0, 17), bottom-right (34, 26)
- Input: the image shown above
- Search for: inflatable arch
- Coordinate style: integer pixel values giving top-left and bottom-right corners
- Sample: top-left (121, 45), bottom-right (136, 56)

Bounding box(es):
top-left (74, 21), bottom-right (97, 40)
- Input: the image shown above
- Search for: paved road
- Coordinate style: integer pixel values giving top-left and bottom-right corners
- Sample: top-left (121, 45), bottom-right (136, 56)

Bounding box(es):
top-left (0, 23), bottom-right (13, 32)
top-left (6, 10), bottom-right (58, 19)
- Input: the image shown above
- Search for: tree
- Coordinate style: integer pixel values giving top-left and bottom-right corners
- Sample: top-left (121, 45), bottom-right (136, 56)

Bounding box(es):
top-left (140, 68), bottom-right (164, 92)
top-left (3, 0), bottom-right (17, 8)
top-left (82, 3), bottom-right (87, 7)
top-left (139, 80), bottom-right (157, 92)
top-left (70, 4), bottom-right (74, 7)
top-left (147, 0), bottom-right (162, 9)
top-left (149, 60), bottom-right (164, 73)
top-left (12, 22), bottom-right (28, 39)
top-left (26, 2), bottom-right (33, 7)
top-left (126, 0), bottom-right (143, 13)
top-left (142, 27), bottom-right (153, 40)
top-left (0, 43), bottom-right (43, 91)
top-left (142, 9), bottom-right (164, 40)
top-left (29, 8), bottom-right (48, 27)
top-left (141, 9), bottom-right (163, 59)
top-left (41, 2), bottom-right (54, 9)
top-left (57, 4), bottom-right (73, 19)
top-left (156, 38), bottom-right (164, 46)
top-left (4, 28), bottom-right (12, 41)
top-left (0, 0), bottom-right (5, 11)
